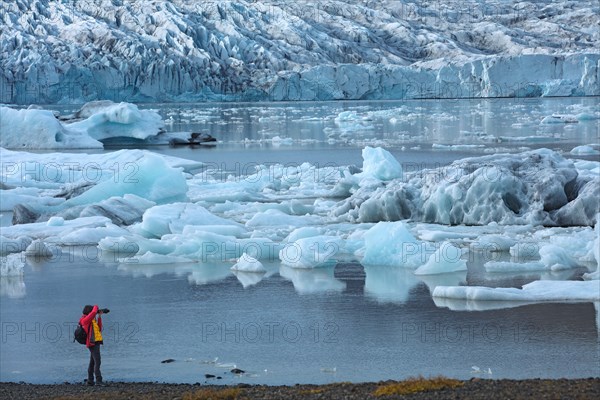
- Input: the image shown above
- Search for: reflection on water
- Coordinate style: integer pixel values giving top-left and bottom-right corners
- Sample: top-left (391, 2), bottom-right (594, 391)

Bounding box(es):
top-left (279, 265), bottom-right (345, 294)
top-left (0, 276), bottom-right (26, 299)
top-left (1, 255), bottom-right (597, 384)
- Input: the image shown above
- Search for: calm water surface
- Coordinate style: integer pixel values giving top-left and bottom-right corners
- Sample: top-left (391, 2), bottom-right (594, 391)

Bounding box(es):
top-left (1, 98), bottom-right (598, 384)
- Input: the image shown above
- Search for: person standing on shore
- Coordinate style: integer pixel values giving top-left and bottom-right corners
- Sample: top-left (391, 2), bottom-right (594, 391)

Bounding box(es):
top-left (79, 305), bottom-right (109, 386)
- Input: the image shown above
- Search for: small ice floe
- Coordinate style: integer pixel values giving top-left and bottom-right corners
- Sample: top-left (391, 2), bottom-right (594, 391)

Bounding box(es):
top-left (231, 253), bottom-right (266, 273)
top-left (200, 357), bottom-right (219, 364)
top-left (320, 367), bottom-right (337, 373)
top-left (216, 362), bottom-right (237, 368)
top-left (541, 114), bottom-right (579, 124)
top-left (471, 366), bottom-right (492, 375)
top-left (570, 145), bottom-right (600, 156)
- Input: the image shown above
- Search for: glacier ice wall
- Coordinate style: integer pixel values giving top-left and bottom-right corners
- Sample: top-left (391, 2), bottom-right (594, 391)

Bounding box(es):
top-left (1, 0), bottom-right (598, 104)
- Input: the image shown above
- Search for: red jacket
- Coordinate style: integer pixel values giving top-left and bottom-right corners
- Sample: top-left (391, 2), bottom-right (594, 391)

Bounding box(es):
top-left (79, 305), bottom-right (103, 348)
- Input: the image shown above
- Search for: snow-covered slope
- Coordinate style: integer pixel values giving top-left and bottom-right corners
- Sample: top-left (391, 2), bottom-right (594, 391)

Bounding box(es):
top-left (1, 0), bottom-right (598, 103)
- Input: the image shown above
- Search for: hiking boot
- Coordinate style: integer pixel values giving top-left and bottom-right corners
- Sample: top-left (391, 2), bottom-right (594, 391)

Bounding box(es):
top-left (85, 379), bottom-right (95, 386)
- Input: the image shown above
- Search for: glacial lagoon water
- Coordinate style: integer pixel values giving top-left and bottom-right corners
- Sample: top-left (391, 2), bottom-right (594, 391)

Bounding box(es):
top-left (1, 98), bottom-right (599, 384)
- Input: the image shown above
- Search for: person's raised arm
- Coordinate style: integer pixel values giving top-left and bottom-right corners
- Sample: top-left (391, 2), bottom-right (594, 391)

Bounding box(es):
top-left (80, 305), bottom-right (99, 326)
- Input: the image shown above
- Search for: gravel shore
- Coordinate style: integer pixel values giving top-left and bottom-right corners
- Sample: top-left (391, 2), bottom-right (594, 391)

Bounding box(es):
top-left (1, 378), bottom-right (599, 400)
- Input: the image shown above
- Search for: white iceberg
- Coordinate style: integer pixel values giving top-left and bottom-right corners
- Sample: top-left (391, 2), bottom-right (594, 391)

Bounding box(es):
top-left (0, 107), bottom-right (102, 149)
top-left (279, 236), bottom-right (341, 269)
top-left (414, 242), bottom-right (467, 275)
top-left (0, 101), bottom-right (164, 149)
top-left (231, 253), bottom-right (266, 273)
top-left (433, 280), bottom-right (600, 302)
top-left (361, 221), bottom-right (421, 267)
top-left (359, 146), bottom-right (403, 181)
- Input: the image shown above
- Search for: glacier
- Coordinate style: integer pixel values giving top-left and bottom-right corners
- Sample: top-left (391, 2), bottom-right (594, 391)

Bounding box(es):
top-left (1, 0), bottom-right (599, 104)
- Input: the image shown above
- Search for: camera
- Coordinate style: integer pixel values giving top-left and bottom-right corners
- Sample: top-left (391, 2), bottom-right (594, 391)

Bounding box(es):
top-left (101, 308), bottom-right (110, 314)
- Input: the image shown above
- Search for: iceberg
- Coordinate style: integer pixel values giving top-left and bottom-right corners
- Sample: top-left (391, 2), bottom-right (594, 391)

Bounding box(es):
top-left (231, 253), bottom-right (266, 273)
top-left (432, 280), bottom-right (600, 302)
top-left (359, 146), bottom-right (403, 181)
top-left (333, 147), bottom-right (600, 227)
top-left (414, 242), bottom-right (467, 275)
top-left (279, 236), bottom-right (341, 269)
top-left (66, 101), bottom-right (164, 142)
top-left (0, 107), bottom-right (102, 149)
top-left (0, 101), bottom-right (164, 149)
top-left (361, 221), bottom-right (421, 267)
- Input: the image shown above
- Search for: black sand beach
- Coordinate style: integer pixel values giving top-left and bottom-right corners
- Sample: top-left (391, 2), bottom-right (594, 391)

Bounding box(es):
top-left (1, 378), bottom-right (599, 399)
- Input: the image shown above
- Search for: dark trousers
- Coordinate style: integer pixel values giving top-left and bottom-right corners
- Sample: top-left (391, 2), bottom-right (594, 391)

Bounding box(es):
top-left (87, 345), bottom-right (102, 382)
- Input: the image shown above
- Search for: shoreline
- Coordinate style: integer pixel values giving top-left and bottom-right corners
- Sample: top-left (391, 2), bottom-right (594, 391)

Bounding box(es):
top-left (2, 378), bottom-right (599, 399)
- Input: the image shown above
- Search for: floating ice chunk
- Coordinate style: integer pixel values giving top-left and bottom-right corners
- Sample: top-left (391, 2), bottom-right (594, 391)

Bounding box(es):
top-left (583, 215), bottom-right (600, 280)
top-left (284, 227), bottom-right (322, 243)
top-left (0, 187), bottom-right (64, 212)
top-left (271, 136), bottom-right (293, 146)
top-left (432, 144), bottom-right (485, 150)
top-left (433, 280), bottom-right (600, 301)
top-left (336, 148), bottom-right (598, 226)
top-left (359, 146), bottom-right (403, 181)
top-left (24, 240), bottom-right (52, 258)
top-left (570, 145), bottom-right (600, 155)
top-left (68, 101), bottom-right (164, 142)
top-left (538, 244), bottom-right (580, 270)
top-left (65, 152), bottom-right (187, 206)
top-left (414, 243), bottom-right (467, 275)
top-left (279, 236), bottom-right (341, 268)
top-left (0, 254), bottom-right (25, 277)
top-left (0, 236), bottom-right (33, 255)
top-left (362, 221), bottom-right (421, 267)
top-left (136, 203), bottom-right (240, 238)
top-left (1, 216), bottom-right (116, 242)
top-left (417, 271), bottom-right (466, 294)
top-left (231, 253), bottom-right (266, 273)
top-left (59, 224), bottom-right (130, 245)
top-left (182, 225), bottom-right (247, 238)
top-left (246, 209), bottom-right (321, 228)
top-left (0, 107), bottom-right (103, 149)
top-left (73, 194), bottom-right (156, 226)
top-left (47, 217), bottom-right (65, 226)
top-left (584, 269), bottom-right (600, 280)
top-left (335, 111), bottom-right (362, 122)
top-left (484, 261), bottom-right (546, 273)
top-left (472, 235), bottom-right (517, 252)
top-left (540, 114), bottom-right (578, 124)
